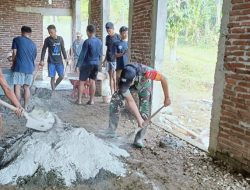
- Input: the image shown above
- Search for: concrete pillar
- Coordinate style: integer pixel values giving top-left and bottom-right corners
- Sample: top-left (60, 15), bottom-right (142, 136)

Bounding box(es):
top-left (88, 0), bottom-right (110, 57)
top-left (72, 0), bottom-right (81, 42)
top-left (150, 0), bottom-right (168, 113)
top-left (101, 0), bottom-right (110, 58)
top-left (208, 0), bottom-right (231, 155)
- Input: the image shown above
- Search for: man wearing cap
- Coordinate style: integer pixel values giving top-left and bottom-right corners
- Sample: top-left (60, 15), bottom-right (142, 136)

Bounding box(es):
top-left (72, 32), bottom-right (84, 70)
top-left (103, 22), bottom-right (120, 95)
top-left (108, 63), bottom-right (171, 148)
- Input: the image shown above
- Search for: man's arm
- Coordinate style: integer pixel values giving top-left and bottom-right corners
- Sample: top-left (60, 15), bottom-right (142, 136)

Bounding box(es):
top-left (0, 70), bottom-right (20, 108)
top-left (99, 41), bottom-right (103, 61)
top-left (145, 70), bottom-right (171, 107)
top-left (12, 49), bottom-right (17, 69)
top-left (72, 41), bottom-right (77, 56)
top-left (40, 38), bottom-right (48, 62)
top-left (11, 38), bottom-right (17, 70)
top-left (76, 41), bottom-right (88, 68)
top-left (125, 93), bottom-right (144, 128)
top-left (102, 36), bottom-right (108, 64)
top-left (160, 76), bottom-right (171, 106)
top-left (60, 37), bottom-right (67, 60)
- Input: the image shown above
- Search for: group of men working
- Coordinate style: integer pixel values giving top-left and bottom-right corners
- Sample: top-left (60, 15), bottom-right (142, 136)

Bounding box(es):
top-left (0, 22), bottom-right (171, 148)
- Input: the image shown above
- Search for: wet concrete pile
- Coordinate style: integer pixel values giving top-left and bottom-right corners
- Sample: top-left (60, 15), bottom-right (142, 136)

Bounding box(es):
top-left (0, 115), bottom-right (129, 186)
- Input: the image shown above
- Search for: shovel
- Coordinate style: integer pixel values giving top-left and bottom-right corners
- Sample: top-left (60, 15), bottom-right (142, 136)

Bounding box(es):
top-left (134, 105), bottom-right (165, 148)
top-left (30, 69), bottom-right (40, 88)
top-left (0, 99), bottom-right (55, 131)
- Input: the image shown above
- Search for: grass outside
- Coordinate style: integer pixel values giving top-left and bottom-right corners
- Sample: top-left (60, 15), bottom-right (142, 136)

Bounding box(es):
top-left (163, 44), bottom-right (217, 99)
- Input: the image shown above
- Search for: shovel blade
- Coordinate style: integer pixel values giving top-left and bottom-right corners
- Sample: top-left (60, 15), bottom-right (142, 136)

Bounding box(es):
top-left (133, 127), bottom-right (147, 148)
top-left (24, 109), bottom-right (55, 131)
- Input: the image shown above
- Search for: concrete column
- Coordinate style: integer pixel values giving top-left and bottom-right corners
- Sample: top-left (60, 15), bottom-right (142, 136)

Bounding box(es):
top-left (102, 0), bottom-right (110, 58)
top-left (150, 0), bottom-right (168, 113)
top-left (72, 0), bottom-right (81, 41)
top-left (208, 0), bottom-right (231, 155)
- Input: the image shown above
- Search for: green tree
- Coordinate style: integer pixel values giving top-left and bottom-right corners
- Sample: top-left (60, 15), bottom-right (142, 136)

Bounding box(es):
top-left (81, 0), bottom-right (89, 21)
top-left (166, 0), bottom-right (189, 64)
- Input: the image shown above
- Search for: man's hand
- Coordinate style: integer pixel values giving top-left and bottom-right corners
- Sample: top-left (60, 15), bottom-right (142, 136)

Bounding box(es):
top-left (15, 106), bottom-right (24, 118)
top-left (164, 97), bottom-right (171, 107)
top-left (39, 61), bottom-right (44, 70)
top-left (75, 67), bottom-right (80, 74)
top-left (138, 117), bottom-right (144, 128)
top-left (102, 60), bottom-right (107, 67)
top-left (65, 59), bottom-right (69, 66)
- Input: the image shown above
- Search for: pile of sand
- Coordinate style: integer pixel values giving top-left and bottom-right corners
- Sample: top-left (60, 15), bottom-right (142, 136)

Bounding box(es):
top-left (0, 116), bottom-right (129, 186)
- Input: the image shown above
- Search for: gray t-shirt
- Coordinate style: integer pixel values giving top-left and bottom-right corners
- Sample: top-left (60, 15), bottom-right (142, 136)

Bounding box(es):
top-left (72, 39), bottom-right (84, 59)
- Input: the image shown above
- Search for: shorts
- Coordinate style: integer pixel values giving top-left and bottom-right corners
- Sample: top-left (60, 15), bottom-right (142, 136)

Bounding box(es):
top-left (116, 61), bottom-right (125, 71)
top-left (79, 64), bottom-right (99, 81)
top-left (48, 63), bottom-right (64, 78)
top-left (13, 72), bottom-right (33, 86)
top-left (106, 62), bottom-right (116, 71)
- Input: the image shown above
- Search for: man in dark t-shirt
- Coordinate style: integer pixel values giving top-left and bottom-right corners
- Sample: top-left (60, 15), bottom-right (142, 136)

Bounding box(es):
top-left (39, 24), bottom-right (67, 91)
top-left (103, 22), bottom-right (120, 95)
top-left (12, 26), bottom-right (37, 110)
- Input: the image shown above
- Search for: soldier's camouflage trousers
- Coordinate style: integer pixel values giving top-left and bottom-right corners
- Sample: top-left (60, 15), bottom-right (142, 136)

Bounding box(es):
top-left (108, 81), bottom-right (152, 132)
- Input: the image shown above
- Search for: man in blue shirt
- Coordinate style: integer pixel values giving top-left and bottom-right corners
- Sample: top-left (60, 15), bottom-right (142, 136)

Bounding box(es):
top-left (76, 24), bottom-right (102, 105)
top-left (115, 26), bottom-right (129, 79)
top-left (12, 26), bottom-right (37, 110)
top-left (103, 22), bottom-right (120, 95)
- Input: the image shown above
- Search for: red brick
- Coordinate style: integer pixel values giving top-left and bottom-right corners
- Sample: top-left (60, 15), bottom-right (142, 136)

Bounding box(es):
top-left (232, 0), bottom-right (244, 3)
top-left (238, 110), bottom-right (250, 122)
top-left (0, 0), bottom-right (71, 67)
top-left (130, 0), bottom-right (154, 65)
top-left (238, 93), bottom-right (250, 99)
top-left (235, 86), bottom-right (248, 92)
top-left (220, 116), bottom-right (239, 125)
top-left (232, 3), bottom-right (250, 10)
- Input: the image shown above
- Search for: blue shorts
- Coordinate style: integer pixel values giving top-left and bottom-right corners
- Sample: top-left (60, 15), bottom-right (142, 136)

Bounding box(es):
top-left (48, 63), bottom-right (64, 78)
top-left (13, 72), bottom-right (33, 86)
top-left (106, 62), bottom-right (116, 71)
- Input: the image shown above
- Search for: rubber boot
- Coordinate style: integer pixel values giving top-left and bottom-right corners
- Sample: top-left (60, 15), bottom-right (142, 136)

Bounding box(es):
top-left (133, 127), bottom-right (147, 148)
top-left (104, 115), bottom-right (119, 138)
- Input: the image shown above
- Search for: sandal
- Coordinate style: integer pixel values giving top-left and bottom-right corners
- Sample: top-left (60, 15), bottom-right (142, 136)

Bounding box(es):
top-left (86, 100), bottom-right (94, 105)
top-left (74, 100), bottom-right (82, 105)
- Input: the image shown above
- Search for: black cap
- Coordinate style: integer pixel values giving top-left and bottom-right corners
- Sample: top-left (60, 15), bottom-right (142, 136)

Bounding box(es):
top-left (119, 66), bottom-right (137, 93)
top-left (105, 22), bottom-right (114, 29)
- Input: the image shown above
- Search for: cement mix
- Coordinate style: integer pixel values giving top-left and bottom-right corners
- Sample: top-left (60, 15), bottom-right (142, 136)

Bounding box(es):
top-left (0, 116), bottom-right (129, 186)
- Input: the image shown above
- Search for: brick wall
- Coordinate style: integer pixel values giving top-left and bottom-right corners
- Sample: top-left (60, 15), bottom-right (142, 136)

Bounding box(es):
top-left (0, 0), bottom-right (71, 68)
top-left (217, 0), bottom-right (250, 172)
top-left (89, 0), bottom-right (102, 39)
top-left (130, 0), bottom-right (153, 66)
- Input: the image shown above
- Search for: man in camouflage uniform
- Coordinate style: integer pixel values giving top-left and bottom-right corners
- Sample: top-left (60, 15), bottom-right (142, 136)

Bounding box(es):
top-left (108, 63), bottom-right (171, 148)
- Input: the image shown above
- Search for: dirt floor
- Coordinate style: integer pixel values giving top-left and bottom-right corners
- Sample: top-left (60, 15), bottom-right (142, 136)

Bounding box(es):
top-left (0, 88), bottom-right (250, 190)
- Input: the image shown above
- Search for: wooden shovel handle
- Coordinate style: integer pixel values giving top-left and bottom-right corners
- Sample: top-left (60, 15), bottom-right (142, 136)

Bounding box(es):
top-left (143, 105), bottom-right (165, 126)
top-left (31, 69), bottom-right (39, 87)
top-left (0, 99), bottom-right (18, 112)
